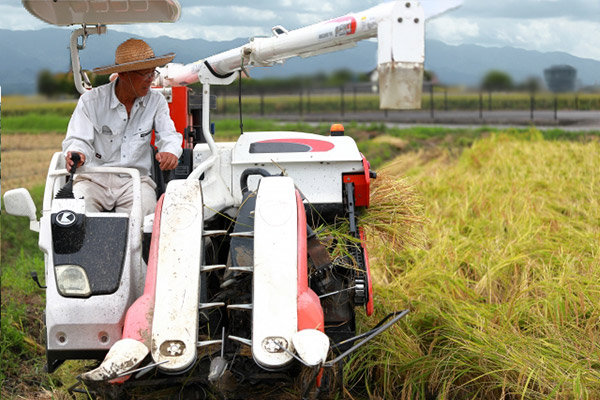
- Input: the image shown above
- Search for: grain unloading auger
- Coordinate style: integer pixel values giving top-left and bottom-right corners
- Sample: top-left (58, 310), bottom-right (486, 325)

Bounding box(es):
top-left (4, 0), bottom-right (461, 397)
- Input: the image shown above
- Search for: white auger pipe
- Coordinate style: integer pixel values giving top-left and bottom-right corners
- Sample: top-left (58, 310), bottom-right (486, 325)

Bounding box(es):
top-left (159, 0), bottom-right (461, 84)
top-left (160, 1), bottom-right (403, 86)
top-left (157, 0), bottom-right (461, 109)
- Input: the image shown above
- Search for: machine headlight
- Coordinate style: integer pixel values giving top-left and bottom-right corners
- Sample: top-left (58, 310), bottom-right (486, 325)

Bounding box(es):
top-left (55, 265), bottom-right (91, 297)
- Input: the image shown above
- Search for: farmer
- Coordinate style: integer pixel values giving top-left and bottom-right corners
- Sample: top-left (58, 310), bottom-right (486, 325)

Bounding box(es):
top-left (62, 38), bottom-right (182, 216)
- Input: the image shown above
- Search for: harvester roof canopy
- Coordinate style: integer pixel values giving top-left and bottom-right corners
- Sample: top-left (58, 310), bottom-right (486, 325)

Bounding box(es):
top-left (22, 0), bottom-right (181, 26)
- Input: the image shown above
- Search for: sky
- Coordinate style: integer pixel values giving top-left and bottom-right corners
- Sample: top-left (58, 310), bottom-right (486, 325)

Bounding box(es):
top-left (1, 0), bottom-right (599, 61)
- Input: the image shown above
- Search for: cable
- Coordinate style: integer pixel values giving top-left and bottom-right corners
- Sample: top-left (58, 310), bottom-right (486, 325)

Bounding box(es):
top-left (203, 60), bottom-right (234, 79)
top-left (238, 70), bottom-right (244, 135)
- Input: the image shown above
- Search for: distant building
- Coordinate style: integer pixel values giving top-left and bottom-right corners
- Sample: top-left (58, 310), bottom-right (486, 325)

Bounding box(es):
top-left (544, 65), bottom-right (577, 93)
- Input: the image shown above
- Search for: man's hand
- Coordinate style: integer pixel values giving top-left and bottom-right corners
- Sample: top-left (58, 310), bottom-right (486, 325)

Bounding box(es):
top-left (156, 152), bottom-right (178, 171)
top-left (66, 151), bottom-right (85, 172)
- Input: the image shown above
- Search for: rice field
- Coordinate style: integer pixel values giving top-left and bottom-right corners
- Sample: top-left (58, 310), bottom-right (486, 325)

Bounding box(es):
top-left (1, 133), bottom-right (65, 192)
top-left (351, 131), bottom-right (600, 399)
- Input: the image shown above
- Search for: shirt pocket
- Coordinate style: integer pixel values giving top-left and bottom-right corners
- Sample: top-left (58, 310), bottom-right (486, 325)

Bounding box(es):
top-left (130, 125), bottom-right (154, 164)
top-left (94, 125), bottom-right (121, 163)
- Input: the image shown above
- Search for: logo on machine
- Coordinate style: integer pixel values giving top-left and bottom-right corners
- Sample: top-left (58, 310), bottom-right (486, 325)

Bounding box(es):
top-left (330, 16), bottom-right (357, 37)
top-left (56, 210), bottom-right (77, 227)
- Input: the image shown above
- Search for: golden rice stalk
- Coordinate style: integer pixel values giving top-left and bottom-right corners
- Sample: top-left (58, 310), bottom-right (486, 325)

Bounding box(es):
top-left (360, 171), bottom-right (425, 253)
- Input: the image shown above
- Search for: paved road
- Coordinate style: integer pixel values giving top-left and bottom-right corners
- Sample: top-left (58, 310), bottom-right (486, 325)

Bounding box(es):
top-left (248, 110), bottom-right (600, 131)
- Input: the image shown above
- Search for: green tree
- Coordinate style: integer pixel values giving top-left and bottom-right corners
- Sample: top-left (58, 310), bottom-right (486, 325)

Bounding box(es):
top-left (90, 72), bottom-right (110, 87)
top-left (518, 76), bottom-right (543, 93)
top-left (57, 72), bottom-right (78, 98)
top-left (481, 70), bottom-right (513, 91)
top-left (424, 70), bottom-right (437, 83)
top-left (357, 71), bottom-right (371, 82)
top-left (328, 69), bottom-right (354, 87)
top-left (37, 69), bottom-right (59, 97)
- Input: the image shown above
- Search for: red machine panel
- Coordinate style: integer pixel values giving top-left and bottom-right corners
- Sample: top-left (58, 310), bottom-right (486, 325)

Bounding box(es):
top-left (342, 155), bottom-right (371, 207)
top-left (151, 86), bottom-right (187, 149)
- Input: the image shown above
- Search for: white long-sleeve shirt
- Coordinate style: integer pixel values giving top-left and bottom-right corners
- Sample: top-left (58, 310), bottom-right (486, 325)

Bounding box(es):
top-left (63, 80), bottom-right (183, 176)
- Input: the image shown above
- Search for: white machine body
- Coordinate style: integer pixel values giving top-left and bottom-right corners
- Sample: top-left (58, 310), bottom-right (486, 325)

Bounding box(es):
top-left (7, 152), bottom-right (145, 369)
top-left (192, 131), bottom-right (364, 218)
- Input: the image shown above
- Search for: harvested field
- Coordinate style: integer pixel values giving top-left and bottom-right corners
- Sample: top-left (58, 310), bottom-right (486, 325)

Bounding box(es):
top-left (2, 133), bottom-right (65, 194)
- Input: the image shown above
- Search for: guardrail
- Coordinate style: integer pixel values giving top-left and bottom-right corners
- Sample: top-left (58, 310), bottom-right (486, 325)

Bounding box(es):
top-left (211, 84), bottom-right (600, 121)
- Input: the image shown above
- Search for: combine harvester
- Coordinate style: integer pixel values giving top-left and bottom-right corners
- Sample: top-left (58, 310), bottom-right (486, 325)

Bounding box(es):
top-left (4, 0), bottom-right (460, 397)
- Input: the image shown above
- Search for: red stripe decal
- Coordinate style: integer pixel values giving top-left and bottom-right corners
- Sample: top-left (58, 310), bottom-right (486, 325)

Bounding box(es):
top-left (296, 191), bottom-right (325, 332)
top-left (111, 195), bottom-right (164, 383)
top-left (121, 195), bottom-right (164, 345)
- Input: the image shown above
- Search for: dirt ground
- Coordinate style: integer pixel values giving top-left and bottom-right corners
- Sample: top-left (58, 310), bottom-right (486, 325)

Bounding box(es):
top-left (2, 133), bottom-right (64, 194)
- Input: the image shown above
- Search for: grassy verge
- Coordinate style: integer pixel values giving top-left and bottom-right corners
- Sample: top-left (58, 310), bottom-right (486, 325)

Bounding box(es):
top-left (2, 114), bottom-right (71, 134)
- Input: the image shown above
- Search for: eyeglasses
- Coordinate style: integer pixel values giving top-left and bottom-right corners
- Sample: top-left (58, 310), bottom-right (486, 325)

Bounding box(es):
top-left (132, 69), bottom-right (160, 80)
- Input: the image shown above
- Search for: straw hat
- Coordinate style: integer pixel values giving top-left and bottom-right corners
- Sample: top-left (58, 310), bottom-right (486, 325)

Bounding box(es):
top-left (93, 39), bottom-right (175, 75)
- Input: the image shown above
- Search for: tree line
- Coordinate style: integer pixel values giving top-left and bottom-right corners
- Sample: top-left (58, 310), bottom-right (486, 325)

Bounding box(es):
top-left (36, 68), bottom-right (537, 98)
top-left (37, 70), bottom-right (110, 98)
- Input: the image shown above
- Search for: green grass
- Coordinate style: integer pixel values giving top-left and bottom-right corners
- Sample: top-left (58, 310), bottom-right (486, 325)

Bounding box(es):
top-left (0, 186), bottom-right (45, 262)
top-left (1, 186), bottom-right (48, 395)
top-left (2, 113), bottom-right (71, 134)
top-left (351, 131), bottom-right (600, 399)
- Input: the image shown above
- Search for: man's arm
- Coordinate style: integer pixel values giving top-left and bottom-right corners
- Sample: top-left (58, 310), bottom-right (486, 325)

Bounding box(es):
top-left (62, 97), bottom-right (96, 171)
top-left (153, 95), bottom-right (183, 171)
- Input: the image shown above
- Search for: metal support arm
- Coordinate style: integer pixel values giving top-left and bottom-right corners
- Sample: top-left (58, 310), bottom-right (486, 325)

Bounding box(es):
top-left (70, 25), bottom-right (107, 94)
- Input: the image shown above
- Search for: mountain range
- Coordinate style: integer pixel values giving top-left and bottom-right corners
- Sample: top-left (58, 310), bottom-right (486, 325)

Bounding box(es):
top-left (1, 28), bottom-right (599, 94)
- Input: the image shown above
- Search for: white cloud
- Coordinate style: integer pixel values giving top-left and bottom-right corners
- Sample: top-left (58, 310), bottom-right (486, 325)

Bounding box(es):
top-left (510, 18), bottom-right (600, 61)
top-left (179, 5), bottom-right (277, 27)
top-left (0, 4), bottom-right (46, 30)
top-left (426, 17), bottom-right (480, 45)
top-left (201, 26), bottom-right (269, 42)
top-left (431, 16), bottom-right (600, 61)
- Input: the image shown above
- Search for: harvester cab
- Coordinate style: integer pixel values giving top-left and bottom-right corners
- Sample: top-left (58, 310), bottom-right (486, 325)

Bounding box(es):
top-left (4, 0), bottom-right (461, 397)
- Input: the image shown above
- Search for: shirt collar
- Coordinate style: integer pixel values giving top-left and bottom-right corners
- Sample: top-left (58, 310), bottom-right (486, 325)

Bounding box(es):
top-left (110, 79), bottom-right (151, 109)
top-left (137, 92), bottom-right (149, 108)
